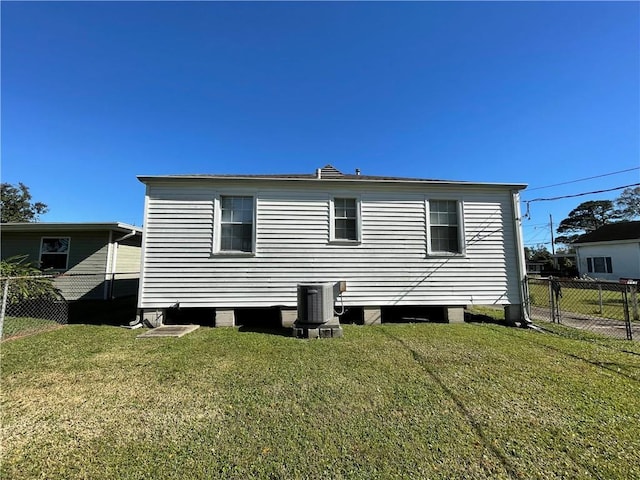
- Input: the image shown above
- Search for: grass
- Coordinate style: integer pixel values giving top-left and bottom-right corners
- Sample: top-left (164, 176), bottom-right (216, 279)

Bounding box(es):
top-left (1, 316), bottom-right (62, 340)
top-left (2, 322), bottom-right (639, 479)
top-left (1, 296), bottom-right (137, 341)
top-left (528, 282), bottom-right (627, 321)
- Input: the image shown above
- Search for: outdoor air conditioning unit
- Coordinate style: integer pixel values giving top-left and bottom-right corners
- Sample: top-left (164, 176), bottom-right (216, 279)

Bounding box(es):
top-left (297, 282), bottom-right (335, 324)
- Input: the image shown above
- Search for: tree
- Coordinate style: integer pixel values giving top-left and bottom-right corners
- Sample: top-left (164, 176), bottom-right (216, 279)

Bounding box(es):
top-left (0, 182), bottom-right (48, 223)
top-left (615, 186), bottom-right (640, 220)
top-left (0, 255), bottom-right (62, 304)
top-left (555, 200), bottom-right (621, 245)
top-left (524, 244), bottom-right (552, 262)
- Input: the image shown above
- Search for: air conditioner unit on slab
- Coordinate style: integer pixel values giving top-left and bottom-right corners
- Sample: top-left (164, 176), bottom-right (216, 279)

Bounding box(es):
top-left (297, 282), bottom-right (335, 324)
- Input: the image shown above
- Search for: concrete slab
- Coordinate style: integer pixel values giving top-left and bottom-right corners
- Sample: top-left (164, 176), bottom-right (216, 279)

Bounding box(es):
top-left (137, 325), bottom-right (200, 339)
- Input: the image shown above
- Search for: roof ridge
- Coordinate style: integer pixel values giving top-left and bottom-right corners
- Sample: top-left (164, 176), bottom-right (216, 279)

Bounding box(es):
top-left (575, 220), bottom-right (640, 243)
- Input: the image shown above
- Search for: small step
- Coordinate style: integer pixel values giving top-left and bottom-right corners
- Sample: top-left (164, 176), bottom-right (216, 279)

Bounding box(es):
top-left (137, 324), bottom-right (200, 338)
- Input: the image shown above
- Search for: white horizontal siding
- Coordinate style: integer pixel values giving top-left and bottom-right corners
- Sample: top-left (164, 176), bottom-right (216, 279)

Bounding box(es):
top-left (139, 183), bottom-right (521, 309)
top-left (576, 242), bottom-right (640, 281)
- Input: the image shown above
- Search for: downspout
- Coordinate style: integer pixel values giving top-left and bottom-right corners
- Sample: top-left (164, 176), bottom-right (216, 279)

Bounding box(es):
top-left (138, 189), bottom-right (151, 323)
top-left (114, 229), bottom-right (137, 243)
top-left (511, 190), bottom-right (532, 326)
top-left (104, 230), bottom-right (114, 300)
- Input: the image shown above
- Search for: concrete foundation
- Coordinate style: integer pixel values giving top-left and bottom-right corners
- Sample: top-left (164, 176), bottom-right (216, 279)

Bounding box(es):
top-left (363, 307), bottom-right (382, 325)
top-left (293, 317), bottom-right (343, 339)
top-left (445, 307), bottom-right (465, 324)
top-left (215, 309), bottom-right (235, 327)
top-left (281, 309), bottom-right (297, 328)
top-left (504, 304), bottom-right (524, 324)
top-left (141, 309), bottom-right (165, 328)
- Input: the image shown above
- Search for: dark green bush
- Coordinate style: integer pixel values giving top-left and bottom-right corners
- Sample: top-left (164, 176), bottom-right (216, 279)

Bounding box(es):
top-left (0, 255), bottom-right (63, 304)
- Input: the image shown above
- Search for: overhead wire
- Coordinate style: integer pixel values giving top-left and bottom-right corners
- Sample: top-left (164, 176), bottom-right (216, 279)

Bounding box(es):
top-left (524, 167), bottom-right (639, 193)
top-left (523, 182), bottom-right (640, 220)
top-left (526, 183), bottom-right (639, 203)
top-left (521, 168), bottom-right (639, 245)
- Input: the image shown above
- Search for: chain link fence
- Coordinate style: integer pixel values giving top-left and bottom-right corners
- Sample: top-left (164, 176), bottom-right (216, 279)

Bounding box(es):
top-left (527, 277), bottom-right (639, 340)
top-left (1, 272), bottom-right (140, 341)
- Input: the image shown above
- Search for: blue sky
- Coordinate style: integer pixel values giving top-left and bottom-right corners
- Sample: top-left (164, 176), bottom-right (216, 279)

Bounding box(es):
top-left (2, 1), bottom-right (639, 249)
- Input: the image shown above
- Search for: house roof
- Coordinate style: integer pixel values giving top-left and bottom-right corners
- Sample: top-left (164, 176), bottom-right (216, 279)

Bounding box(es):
top-left (573, 221), bottom-right (640, 244)
top-left (1, 222), bottom-right (142, 234)
top-left (138, 165), bottom-right (527, 190)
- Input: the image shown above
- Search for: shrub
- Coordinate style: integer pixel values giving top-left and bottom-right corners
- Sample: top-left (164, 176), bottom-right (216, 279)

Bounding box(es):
top-left (0, 255), bottom-right (63, 304)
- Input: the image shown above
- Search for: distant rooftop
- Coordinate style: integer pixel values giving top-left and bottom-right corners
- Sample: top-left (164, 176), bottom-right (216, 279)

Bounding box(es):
top-left (138, 165), bottom-right (527, 189)
top-left (574, 221), bottom-right (640, 244)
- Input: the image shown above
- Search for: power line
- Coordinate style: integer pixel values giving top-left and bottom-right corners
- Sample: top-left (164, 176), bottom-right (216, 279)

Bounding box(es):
top-left (523, 182), bottom-right (640, 220)
top-left (522, 222), bottom-right (551, 228)
top-left (526, 183), bottom-right (639, 203)
top-left (525, 167), bottom-right (640, 193)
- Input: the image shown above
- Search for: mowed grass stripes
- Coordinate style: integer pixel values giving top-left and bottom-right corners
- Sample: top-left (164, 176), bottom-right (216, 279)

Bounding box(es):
top-left (2, 322), bottom-right (639, 479)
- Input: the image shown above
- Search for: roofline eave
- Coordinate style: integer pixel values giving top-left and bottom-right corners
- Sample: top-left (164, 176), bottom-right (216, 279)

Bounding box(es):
top-left (137, 174), bottom-right (527, 191)
top-left (0, 222), bottom-right (143, 234)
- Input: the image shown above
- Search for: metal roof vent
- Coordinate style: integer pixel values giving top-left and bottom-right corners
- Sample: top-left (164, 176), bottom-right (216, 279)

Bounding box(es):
top-left (319, 165), bottom-right (344, 179)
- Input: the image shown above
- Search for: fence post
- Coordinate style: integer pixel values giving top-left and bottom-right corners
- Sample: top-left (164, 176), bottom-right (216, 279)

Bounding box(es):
top-left (550, 278), bottom-right (562, 323)
top-left (598, 284), bottom-right (603, 315)
top-left (0, 278), bottom-right (10, 338)
top-left (631, 283), bottom-right (639, 323)
top-left (548, 279), bottom-right (555, 323)
top-left (622, 286), bottom-right (632, 341)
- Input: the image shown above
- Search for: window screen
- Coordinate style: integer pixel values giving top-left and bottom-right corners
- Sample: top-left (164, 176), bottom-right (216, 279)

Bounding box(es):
top-left (430, 200), bottom-right (460, 253)
top-left (220, 196), bottom-right (254, 252)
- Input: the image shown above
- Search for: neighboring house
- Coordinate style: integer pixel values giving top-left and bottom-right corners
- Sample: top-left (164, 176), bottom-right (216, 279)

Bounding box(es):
top-left (573, 221), bottom-right (640, 281)
top-left (526, 260), bottom-right (546, 276)
top-left (1, 222), bottom-right (142, 300)
top-left (137, 165), bottom-right (529, 326)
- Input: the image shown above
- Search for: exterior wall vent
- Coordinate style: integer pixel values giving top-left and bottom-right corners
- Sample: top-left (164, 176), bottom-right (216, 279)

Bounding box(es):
top-left (297, 282), bottom-right (334, 324)
top-left (319, 165), bottom-right (344, 179)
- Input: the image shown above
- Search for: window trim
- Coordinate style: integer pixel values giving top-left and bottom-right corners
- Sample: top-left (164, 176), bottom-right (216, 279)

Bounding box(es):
top-left (587, 256), bottom-right (613, 274)
top-left (212, 194), bottom-right (257, 256)
top-left (39, 237), bottom-right (71, 270)
top-left (329, 195), bottom-right (362, 245)
top-left (426, 199), bottom-right (465, 257)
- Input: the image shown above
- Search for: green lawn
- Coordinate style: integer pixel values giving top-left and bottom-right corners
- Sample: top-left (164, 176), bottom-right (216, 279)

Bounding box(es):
top-left (2, 322), bottom-right (639, 479)
top-left (1, 316), bottom-right (62, 340)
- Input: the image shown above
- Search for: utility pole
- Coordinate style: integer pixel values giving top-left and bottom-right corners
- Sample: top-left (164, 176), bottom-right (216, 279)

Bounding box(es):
top-left (549, 214), bottom-right (555, 255)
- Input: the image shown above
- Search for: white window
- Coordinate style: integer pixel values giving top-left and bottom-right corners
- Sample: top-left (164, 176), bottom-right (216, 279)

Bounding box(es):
top-left (219, 196), bottom-right (254, 253)
top-left (40, 237), bottom-right (70, 270)
top-left (428, 200), bottom-right (463, 254)
top-left (587, 257), bottom-right (612, 274)
top-left (331, 197), bottom-right (360, 242)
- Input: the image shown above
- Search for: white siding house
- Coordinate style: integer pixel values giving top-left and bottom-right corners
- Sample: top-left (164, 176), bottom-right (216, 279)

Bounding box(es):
top-left (137, 166), bottom-right (528, 326)
top-left (573, 221), bottom-right (640, 281)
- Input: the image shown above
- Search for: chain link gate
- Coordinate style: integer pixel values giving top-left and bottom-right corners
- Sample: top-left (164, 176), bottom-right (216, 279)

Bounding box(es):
top-left (527, 277), bottom-right (638, 340)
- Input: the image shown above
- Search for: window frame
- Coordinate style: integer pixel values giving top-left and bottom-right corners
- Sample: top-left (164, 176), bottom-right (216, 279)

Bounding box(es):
top-left (329, 196), bottom-right (362, 245)
top-left (426, 199), bottom-right (465, 256)
top-left (212, 194), bottom-right (256, 256)
top-left (587, 256), bottom-right (613, 274)
top-left (39, 237), bottom-right (71, 270)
